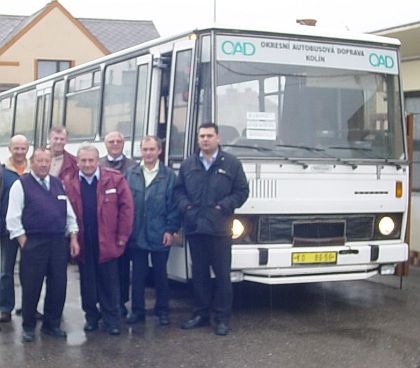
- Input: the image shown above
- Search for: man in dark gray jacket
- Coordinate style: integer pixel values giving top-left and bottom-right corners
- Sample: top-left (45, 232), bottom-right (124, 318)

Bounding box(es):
top-left (99, 131), bottom-right (136, 173)
top-left (99, 131), bottom-right (136, 317)
top-left (174, 122), bottom-right (249, 336)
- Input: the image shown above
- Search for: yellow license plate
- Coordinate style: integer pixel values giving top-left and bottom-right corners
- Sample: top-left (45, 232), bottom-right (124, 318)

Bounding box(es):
top-left (292, 252), bottom-right (337, 265)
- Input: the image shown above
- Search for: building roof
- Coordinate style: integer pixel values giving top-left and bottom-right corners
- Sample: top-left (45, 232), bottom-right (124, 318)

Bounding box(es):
top-left (78, 18), bottom-right (159, 53)
top-left (0, 15), bottom-right (26, 47)
top-left (374, 20), bottom-right (420, 60)
top-left (374, 20), bottom-right (420, 35)
top-left (0, 2), bottom-right (159, 54)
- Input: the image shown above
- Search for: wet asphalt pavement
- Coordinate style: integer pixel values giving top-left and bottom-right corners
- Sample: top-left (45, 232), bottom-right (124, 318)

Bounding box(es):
top-left (0, 265), bottom-right (420, 368)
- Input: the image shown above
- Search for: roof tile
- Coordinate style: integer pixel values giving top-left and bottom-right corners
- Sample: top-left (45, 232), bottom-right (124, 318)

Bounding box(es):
top-left (0, 13), bottom-right (159, 52)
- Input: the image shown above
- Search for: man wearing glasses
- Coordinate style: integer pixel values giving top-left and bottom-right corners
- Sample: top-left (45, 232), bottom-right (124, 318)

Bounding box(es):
top-left (99, 131), bottom-right (136, 318)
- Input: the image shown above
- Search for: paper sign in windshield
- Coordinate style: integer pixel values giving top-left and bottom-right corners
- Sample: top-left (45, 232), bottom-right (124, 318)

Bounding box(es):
top-left (246, 112), bottom-right (276, 140)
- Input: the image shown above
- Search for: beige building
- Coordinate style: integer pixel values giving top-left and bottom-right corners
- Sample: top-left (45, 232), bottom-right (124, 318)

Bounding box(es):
top-left (375, 22), bottom-right (420, 116)
top-left (0, 0), bottom-right (159, 92)
top-left (375, 22), bottom-right (420, 192)
top-left (375, 22), bottom-right (420, 260)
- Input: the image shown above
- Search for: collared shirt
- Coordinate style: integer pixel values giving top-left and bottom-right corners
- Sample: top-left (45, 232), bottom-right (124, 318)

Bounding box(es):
top-left (50, 154), bottom-right (64, 177)
top-left (107, 154), bottom-right (123, 162)
top-left (140, 160), bottom-right (159, 187)
top-left (199, 149), bottom-right (219, 171)
top-left (6, 172), bottom-right (79, 239)
top-left (79, 167), bottom-right (100, 185)
top-left (32, 172), bottom-right (50, 190)
top-left (5, 158), bottom-right (30, 176)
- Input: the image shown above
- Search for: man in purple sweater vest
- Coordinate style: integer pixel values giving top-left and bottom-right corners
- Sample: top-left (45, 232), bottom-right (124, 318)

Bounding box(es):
top-left (6, 148), bottom-right (80, 343)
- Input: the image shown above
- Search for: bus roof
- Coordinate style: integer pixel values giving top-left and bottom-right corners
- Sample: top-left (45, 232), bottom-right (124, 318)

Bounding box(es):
top-left (194, 24), bottom-right (401, 46)
top-left (0, 24), bottom-right (400, 97)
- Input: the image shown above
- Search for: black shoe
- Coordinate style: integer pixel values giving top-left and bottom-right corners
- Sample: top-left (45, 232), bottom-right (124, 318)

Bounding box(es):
top-left (126, 313), bottom-right (145, 324)
top-left (41, 326), bottom-right (67, 338)
top-left (214, 322), bottom-right (229, 336)
top-left (0, 312), bottom-right (11, 323)
top-left (83, 321), bottom-right (99, 332)
top-left (35, 311), bottom-right (43, 320)
top-left (15, 308), bottom-right (22, 316)
top-left (181, 315), bottom-right (210, 330)
top-left (22, 330), bottom-right (35, 342)
top-left (158, 314), bottom-right (170, 326)
top-left (108, 327), bottom-right (121, 336)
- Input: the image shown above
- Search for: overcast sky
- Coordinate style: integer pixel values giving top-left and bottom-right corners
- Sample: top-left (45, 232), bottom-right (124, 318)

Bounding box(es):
top-left (1, 0), bottom-right (420, 37)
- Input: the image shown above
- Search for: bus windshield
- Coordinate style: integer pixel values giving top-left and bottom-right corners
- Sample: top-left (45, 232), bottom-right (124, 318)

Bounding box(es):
top-left (214, 41), bottom-right (404, 161)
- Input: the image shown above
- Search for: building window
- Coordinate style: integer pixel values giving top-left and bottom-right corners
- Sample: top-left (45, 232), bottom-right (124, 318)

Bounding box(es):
top-left (37, 60), bottom-right (71, 79)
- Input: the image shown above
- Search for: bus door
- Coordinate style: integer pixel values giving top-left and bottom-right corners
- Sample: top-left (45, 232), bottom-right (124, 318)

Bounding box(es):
top-left (34, 88), bottom-right (52, 148)
top-left (131, 55), bottom-right (153, 158)
top-left (162, 40), bottom-right (196, 281)
top-left (165, 40), bottom-right (196, 168)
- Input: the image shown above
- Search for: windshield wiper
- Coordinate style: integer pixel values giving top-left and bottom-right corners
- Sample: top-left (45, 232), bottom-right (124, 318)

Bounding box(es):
top-left (222, 144), bottom-right (311, 168)
top-left (222, 144), bottom-right (273, 152)
top-left (276, 144), bottom-right (325, 152)
top-left (327, 145), bottom-right (372, 151)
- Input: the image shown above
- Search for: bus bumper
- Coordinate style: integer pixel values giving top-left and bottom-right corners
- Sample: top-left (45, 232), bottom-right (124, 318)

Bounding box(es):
top-left (231, 242), bottom-right (408, 285)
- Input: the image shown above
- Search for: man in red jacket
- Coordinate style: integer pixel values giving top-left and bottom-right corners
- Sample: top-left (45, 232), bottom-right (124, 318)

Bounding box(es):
top-left (64, 143), bottom-right (134, 336)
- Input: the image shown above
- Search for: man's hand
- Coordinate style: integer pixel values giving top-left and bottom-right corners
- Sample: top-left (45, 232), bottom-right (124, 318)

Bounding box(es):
top-left (17, 234), bottom-right (27, 248)
top-left (162, 232), bottom-right (174, 247)
top-left (70, 238), bottom-right (80, 258)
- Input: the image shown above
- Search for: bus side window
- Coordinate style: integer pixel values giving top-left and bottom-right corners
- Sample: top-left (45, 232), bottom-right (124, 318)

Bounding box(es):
top-left (102, 58), bottom-right (137, 138)
top-left (15, 89), bottom-right (37, 143)
top-left (0, 97), bottom-right (13, 145)
top-left (131, 61), bottom-right (152, 158)
top-left (51, 80), bottom-right (65, 128)
top-left (157, 56), bottom-right (172, 160)
top-left (168, 49), bottom-right (193, 158)
top-left (65, 71), bottom-right (100, 140)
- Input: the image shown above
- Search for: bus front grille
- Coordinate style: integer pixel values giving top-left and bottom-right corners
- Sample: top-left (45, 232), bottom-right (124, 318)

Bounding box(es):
top-left (258, 214), bottom-right (375, 244)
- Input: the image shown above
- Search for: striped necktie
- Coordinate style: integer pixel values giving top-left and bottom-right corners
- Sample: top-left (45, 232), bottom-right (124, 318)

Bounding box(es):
top-left (40, 179), bottom-right (49, 191)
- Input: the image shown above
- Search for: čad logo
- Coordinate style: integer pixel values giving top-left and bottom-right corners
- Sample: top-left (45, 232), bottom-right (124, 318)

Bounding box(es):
top-left (221, 40), bottom-right (256, 56)
top-left (369, 53), bottom-right (395, 69)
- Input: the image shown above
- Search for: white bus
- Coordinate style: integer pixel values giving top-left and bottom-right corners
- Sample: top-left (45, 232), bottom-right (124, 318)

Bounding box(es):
top-left (0, 25), bottom-right (408, 284)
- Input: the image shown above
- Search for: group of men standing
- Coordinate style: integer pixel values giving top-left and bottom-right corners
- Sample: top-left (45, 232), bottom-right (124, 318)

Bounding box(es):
top-left (0, 122), bottom-right (249, 342)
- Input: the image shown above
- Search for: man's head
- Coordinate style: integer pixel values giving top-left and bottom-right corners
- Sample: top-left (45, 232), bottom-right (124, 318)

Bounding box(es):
top-left (30, 148), bottom-right (51, 179)
top-left (8, 135), bottom-right (29, 165)
top-left (49, 127), bottom-right (68, 157)
top-left (197, 122), bottom-right (219, 156)
top-left (104, 131), bottom-right (125, 159)
top-left (140, 136), bottom-right (162, 167)
top-left (77, 144), bottom-right (100, 177)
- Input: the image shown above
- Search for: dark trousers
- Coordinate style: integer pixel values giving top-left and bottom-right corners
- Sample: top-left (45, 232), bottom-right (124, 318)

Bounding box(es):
top-left (130, 248), bottom-right (170, 316)
top-left (118, 250), bottom-right (130, 306)
top-left (0, 235), bottom-right (19, 313)
top-left (20, 235), bottom-right (68, 331)
top-left (187, 235), bottom-right (232, 322)
top-left (78, 234), bottom-right (120, 328)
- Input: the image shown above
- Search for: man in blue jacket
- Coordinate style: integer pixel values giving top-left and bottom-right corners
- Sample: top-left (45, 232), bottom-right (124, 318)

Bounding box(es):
top-left (0, 135), bottom-right (30, 323)
top-left (125, 136), bottom-right (179, 326)
top-left (174, 122), bottom-right (249, 336)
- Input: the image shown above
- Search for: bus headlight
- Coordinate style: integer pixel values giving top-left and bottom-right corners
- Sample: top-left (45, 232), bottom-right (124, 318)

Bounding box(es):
top-left (378, 216), bottom-right (395, 236)
top-left (232, 219), bottom-right (245, 239)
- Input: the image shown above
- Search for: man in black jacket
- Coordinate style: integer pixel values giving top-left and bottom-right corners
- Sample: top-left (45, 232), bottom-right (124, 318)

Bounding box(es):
top-left (174, 122), bottom-right (249, 336)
